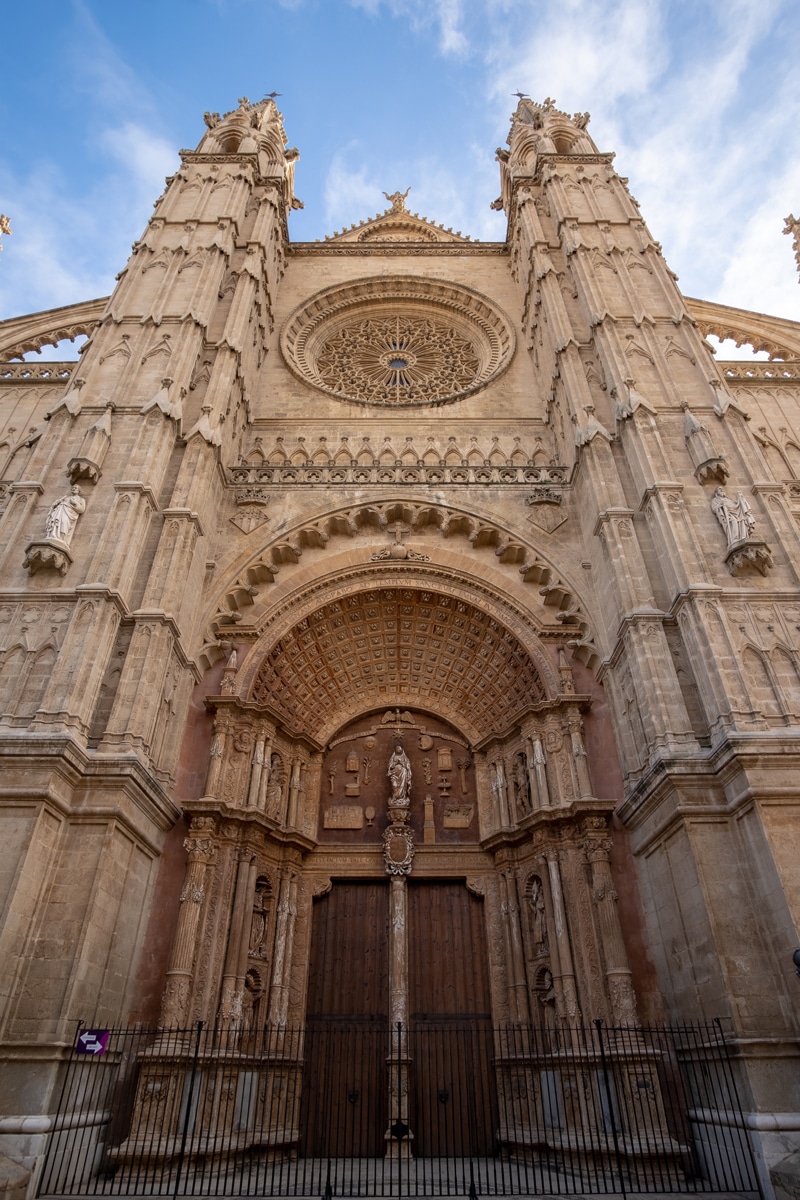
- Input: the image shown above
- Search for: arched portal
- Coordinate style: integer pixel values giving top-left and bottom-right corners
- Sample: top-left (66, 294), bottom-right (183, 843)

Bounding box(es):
top-left (163, 568), bottom-right (636, 1044)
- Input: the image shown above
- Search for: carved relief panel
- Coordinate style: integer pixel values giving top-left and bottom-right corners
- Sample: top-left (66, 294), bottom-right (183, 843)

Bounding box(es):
top-left (318, 709), bottom-right (475, 844)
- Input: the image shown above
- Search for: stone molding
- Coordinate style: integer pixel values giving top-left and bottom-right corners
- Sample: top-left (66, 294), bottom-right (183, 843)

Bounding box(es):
top-left (229, 462), bottom-right (566, 487)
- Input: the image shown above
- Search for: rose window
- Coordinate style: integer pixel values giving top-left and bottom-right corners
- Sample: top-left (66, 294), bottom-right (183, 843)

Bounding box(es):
top-left (280, 277), bottom-right (515, 408)
top-left (316, 315), bottom-right (481, 404)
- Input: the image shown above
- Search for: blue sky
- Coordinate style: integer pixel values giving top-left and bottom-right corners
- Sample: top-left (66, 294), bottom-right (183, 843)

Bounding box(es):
top-left (1, 0), bottom-right (799, 339)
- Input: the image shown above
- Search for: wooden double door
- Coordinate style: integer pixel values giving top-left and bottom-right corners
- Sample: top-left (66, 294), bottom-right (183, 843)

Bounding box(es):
top-left (300, 879), bottom-right (496, 1157)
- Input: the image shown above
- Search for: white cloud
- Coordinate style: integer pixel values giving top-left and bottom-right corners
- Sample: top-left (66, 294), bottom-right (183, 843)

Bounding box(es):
top-left (469, 0), bottom-right (800, 318)
top-left (98, 123), bottom-right (179, 205)
top-left (322, 143), bottom-right (506, 242)
top-left (348, 0), bottom-right (468, 55)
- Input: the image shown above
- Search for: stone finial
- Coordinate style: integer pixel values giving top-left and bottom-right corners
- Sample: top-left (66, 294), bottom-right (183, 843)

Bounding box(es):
top-left (0, 214), bottom-right (11, 249)
top-left (784, 214), bottom-right (800, 281)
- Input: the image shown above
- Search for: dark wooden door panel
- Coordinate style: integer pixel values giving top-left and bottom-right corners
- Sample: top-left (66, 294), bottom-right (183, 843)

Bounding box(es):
top-left (408, 880), bottom-right (491, 1018)
top-left (306, 880), bottom-right (390, 1018)
top-left (302, 881), bottom-right (390, 1156)
top-left (407, 881), bottom-right (495, 1155)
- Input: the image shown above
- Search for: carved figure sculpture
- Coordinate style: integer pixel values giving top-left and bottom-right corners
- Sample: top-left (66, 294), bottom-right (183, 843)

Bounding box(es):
top-left (512, 752), bottom-right (531, 812)
top-left (528, 876), bottom-right (548, 954)
top-left (387, 742), bottom-right (412, 803)
top-left (711, 486), bottom-right (756, 546)
top-left (44, 484), bottom-right (85, 546)
top-left (265, 753), bottom-right (285, 818)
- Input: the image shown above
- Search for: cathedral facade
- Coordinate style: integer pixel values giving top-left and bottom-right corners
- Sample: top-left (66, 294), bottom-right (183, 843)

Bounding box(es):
top-left (1, 96), bottom-right (800, 1190)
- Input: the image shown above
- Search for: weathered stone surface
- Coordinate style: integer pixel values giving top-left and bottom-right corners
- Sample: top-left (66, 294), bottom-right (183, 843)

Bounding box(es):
top-left (1, 93), bottom-right (800, 1188)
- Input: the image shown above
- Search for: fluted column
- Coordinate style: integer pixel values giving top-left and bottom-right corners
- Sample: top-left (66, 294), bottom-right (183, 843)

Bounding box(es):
top-left (584, 831), bottom-right (638, 1024)
top-left (544, 850), bottom-right (580, 1021)
top-left (160, 834), bottom-right (216, 1026)
top-left (499, 870), bottom-right (530, 1023)
top-left (218, 852), bottom-right (256, 1023)
top-left (287, 756), bottom-right (302, 827)
top-left (569, 720), bottom-right (593, 798)
top-left (204, 712), bottom-right (232, 797)
top-left (246, 734), bottom-right (266, 807)
top-left (256, 737), bottom-right (274, 809)
top-left (268, 869), bottom-right (298, 1025)
top-left (531, 737), bottom-right (550, 807)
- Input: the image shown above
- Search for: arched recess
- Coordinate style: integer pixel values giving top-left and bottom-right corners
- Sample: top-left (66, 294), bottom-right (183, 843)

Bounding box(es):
top-left (234, 565), bottom-right (562, 746)
top-left (201, 497), bottom-right (597, 672)
top-left (0, 297), bottom-right (107, 360)
top-left (686, 296), bottom-right (800, 360)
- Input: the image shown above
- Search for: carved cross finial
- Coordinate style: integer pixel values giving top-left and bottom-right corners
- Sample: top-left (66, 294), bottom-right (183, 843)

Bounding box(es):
top-left (237, 96), bottom-right (250, 108)
top-left (382, 188), bottom-right (411, 213)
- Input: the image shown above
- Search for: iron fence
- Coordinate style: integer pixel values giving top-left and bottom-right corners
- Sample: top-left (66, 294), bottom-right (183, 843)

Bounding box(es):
top-left (37, 1018), bottom-right (761, 1197)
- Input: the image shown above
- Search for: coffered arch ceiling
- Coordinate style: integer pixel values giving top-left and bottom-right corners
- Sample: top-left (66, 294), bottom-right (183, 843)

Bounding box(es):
top-left (242, 579), bottom-right (554, 746)
top-left (204, 498), bottom-right (595, 668)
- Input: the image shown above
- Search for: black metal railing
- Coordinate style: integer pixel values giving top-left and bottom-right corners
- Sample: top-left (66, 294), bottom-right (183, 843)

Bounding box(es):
top-left (36, 1019), bottom-right (761, 1197)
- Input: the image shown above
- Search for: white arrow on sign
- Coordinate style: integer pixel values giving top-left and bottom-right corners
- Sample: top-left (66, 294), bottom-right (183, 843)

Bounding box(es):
top-left (77, 1032), bottom-right (105, 1054)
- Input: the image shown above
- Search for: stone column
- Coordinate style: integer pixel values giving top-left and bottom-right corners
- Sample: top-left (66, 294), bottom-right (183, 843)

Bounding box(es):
top-left (499, 870), bottom-right (530, 1023)
top-left (494, 761), bottom-right (511, 827)
top-left (256, 737), bottom-right (273, 809)
top-left (531, 737), bottom-right (551, 807)
top-left (569, 721), bottom-right (593, 798)
top-left (584, 831), bottom-right (638, 1025)
top-left (204, 713), bottom-right (231, 798)
top-left (388, 876), bottom-right (408, 1029)
top-left (544, 850), bottom-right (580, 1021)
top-left (160, 835), bottom-right (215, 1026)
top-left (524, 739), bottom-right (539, 810)
top-left (247, 734), bottom-right (266, 807)
top-left (218, 851), bottom-right (256, 1024)
top-left (386, 875), bottom-right (412, 1159)
top-left (267, 869), bottom-right (298, 1025)
top-left (287, 756), bottom-right (302, 827)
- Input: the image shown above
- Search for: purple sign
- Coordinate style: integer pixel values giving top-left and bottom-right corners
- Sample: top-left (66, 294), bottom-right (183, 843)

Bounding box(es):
top-left (75, 1029), bottom-right (110, 1055)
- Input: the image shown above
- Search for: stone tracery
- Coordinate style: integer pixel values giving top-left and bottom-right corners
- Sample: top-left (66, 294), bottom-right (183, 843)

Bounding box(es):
top-left (316, 315), bottom-right (481, 405)
top-left (280, 276), bottom-right (515, 407)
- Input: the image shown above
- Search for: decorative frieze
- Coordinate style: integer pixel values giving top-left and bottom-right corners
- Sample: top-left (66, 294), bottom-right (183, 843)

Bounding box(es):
top-left (229, 462), bottom-right (566, 487)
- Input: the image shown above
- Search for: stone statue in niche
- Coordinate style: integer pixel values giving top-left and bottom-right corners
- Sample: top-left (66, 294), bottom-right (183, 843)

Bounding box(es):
top-left (387, 742), bottom-right (412, 803)
top-left (241, 969), bottom-right (262, 1033)
top-left (265, 754), bottom-right (285, 818)
top-left (249, 877), bottom-right (270, 958)
top-left (512, 752), bottom-right (531, 813)
top-left (711, 487), bottom-right (756, 546)
top-left (528, 876), bottom-right (548, 954)
top-left (44, 484), bottom-right (86, 546)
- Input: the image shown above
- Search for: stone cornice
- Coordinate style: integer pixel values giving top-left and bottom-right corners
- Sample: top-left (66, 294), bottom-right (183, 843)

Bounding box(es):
top-left (289, 242), bottom-right (508, 257)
